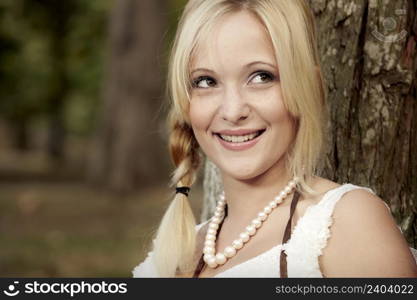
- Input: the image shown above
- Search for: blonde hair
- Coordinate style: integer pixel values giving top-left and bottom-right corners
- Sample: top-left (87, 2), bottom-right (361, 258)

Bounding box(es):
top-left (151, 0), bottom-right (327, 277)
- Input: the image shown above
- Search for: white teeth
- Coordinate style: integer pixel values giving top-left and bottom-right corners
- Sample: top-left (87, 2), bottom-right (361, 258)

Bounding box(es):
top-left (219, 132), bottom-right (260, 143)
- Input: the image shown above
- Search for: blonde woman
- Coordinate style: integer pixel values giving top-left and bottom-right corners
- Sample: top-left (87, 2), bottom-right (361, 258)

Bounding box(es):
top-left (132, 0), bottom-right (417, 278)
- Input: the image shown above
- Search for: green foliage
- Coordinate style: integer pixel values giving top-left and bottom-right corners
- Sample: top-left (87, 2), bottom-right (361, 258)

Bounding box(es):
top-left (0, 0), bottom-right (113, 135)
top-left (0, 0), bottom-right (190, 137)
top-left (0, 1), bottom-right (49, 121)
top-left (64, 1), bottom-right (113, 135)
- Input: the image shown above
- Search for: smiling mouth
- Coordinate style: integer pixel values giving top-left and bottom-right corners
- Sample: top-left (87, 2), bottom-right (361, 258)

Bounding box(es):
top-left (215, 129), bottom-right (266, 143)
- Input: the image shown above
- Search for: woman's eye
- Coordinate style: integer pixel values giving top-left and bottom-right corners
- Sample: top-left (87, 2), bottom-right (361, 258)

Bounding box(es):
top-left (192, 76), bottom-right (216, 89)
top-left (250, 71), bottom-right (276, 84)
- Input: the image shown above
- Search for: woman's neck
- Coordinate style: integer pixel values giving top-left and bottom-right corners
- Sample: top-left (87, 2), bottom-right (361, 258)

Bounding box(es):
top-left (220, 161), bottom-right (294, 223)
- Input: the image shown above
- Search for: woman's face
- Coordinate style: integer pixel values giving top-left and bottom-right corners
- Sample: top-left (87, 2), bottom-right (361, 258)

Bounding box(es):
top-left (188, 10), bottom-right (296, 181)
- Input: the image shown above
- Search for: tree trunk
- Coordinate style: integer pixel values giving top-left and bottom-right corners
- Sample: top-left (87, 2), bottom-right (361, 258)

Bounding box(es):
top-left (88, 0), bottom-right (169, 192)
top-left (11, 118), bottom-right (30, 151)
top-left (42, 0), bottom-right (74, 161)
top-left (201, 0), bottom-right (417, 247)
top-left (46, 31), bottom-right (67, 161)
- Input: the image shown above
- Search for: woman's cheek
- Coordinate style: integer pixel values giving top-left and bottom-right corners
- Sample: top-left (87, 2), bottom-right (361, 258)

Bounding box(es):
top-left (256, 90), bottom-right (288, 121)
top-left (189, 98), bottom-right (217, 130)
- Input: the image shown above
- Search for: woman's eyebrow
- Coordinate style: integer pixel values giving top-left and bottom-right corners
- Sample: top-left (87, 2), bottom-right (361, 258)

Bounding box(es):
top-left (190, 60), bottom-right (277, 75)
top-left (245, 61), bottom-right (277, 69)
top-left (190, 67), bottom-right (214, 76)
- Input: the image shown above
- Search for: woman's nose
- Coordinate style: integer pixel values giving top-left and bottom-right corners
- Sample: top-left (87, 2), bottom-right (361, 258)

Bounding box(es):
top-left (219, 87), bottom-right (250, 123)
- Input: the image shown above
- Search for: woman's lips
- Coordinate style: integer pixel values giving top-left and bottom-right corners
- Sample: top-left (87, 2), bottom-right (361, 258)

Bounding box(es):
top-left (214, 129), bottom-right (265, 151)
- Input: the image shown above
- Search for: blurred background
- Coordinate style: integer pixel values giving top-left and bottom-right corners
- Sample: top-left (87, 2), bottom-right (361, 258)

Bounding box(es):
top-left (0, 0), bottom-right (205, 277)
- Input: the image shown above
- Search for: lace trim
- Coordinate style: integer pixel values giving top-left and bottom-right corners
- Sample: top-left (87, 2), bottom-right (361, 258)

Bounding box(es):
top-left (282, 184), bottom-right (375, 277)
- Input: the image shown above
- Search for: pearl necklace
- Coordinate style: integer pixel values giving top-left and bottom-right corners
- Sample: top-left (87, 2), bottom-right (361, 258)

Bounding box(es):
top-left (203, 176), bottom-right (299, 268)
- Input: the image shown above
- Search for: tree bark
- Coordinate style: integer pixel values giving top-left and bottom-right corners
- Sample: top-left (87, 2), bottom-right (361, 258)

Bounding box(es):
top-left (201, 0), bottom-right (417, 247)
top-left (88, 0), bottom-right (169, 192)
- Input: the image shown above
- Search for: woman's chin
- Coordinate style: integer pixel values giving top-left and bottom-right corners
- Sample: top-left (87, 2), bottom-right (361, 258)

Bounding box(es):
top-left (220, 166), bottom-right (265, 182)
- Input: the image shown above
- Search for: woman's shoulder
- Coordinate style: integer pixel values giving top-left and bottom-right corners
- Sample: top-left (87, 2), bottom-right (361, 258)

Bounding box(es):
top-left (317, 179), bottom-right (417, 276)
top-left (311, 176), bottom-right (341, 192)
top-left (307, 176), bottom-right (377, 206)
top-left (313, 177), bottom-right (384, 212)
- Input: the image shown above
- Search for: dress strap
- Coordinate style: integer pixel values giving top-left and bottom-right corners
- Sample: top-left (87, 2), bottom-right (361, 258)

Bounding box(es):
top-left (279, 189), bottom-right (301, 278)
top-left (192, 223), bottom-right (209, 277)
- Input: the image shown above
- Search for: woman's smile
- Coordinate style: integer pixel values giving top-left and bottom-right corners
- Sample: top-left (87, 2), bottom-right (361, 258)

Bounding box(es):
top-left (213, 128), bottom-right (266, 151)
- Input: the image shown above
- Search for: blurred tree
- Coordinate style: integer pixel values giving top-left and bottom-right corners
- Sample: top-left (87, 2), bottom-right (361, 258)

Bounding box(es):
top-left (22, 0), bottom-right (78, 159)
top-left (0, 0), bottom-right (111, 158)
top-left (201, 0), bottom-right (417, 247)
top-left (65, 1), bottom-right (111, 138)
top-left (88, 0), bottom-right (169, 192)
top-left (0, 1), bottom-right (43, 151)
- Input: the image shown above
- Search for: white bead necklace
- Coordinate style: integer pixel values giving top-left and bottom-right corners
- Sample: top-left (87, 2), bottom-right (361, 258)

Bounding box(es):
top-left (203, 176), bottom-right (299, 269)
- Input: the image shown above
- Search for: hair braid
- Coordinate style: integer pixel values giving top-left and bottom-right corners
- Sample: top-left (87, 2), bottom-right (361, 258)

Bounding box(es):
top-left (152, 112), bottom-right (201, 277)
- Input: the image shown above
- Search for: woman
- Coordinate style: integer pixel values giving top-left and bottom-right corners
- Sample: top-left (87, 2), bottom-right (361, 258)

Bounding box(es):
top-left (132, 0), bottom-right (417, 277)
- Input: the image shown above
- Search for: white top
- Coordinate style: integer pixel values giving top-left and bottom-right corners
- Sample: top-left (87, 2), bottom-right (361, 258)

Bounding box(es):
top-left (132, 183), bottom-right (417, 277)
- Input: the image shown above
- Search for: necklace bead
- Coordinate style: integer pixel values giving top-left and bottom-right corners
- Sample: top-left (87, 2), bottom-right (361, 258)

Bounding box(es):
top-left (232, 239), bottom-right (243, 249)
top-left (204, 240), bottom-right (214, 247)
top-left (258, 212), bottom-right (267, 221)
top-left (203, 246), bottom-right (215, 255)
top-left (214, 211), bottom-right (222, 218)
top-left (215, 253), bottom-right (227, 265)
top-left (246, 225), bottom-right (256, 236)
top-left (207, 257), bottom-right (218, 268)
top-left (224, 246), bottom-right (237, 258)
top-left (209, 223), bottom-right (219, 230)
top-left (251, 219), bottom-right (262, 228)
top-left (206, 234), bottom-right (216, 241)
top-left (204, 177), bottom-right (298, 269)
top-left (212, 217), bottom-right (221, 224)
top-left (239, 232), bottom-right (250, 242)
top-left (215, 207), bottom-right (223, 213)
